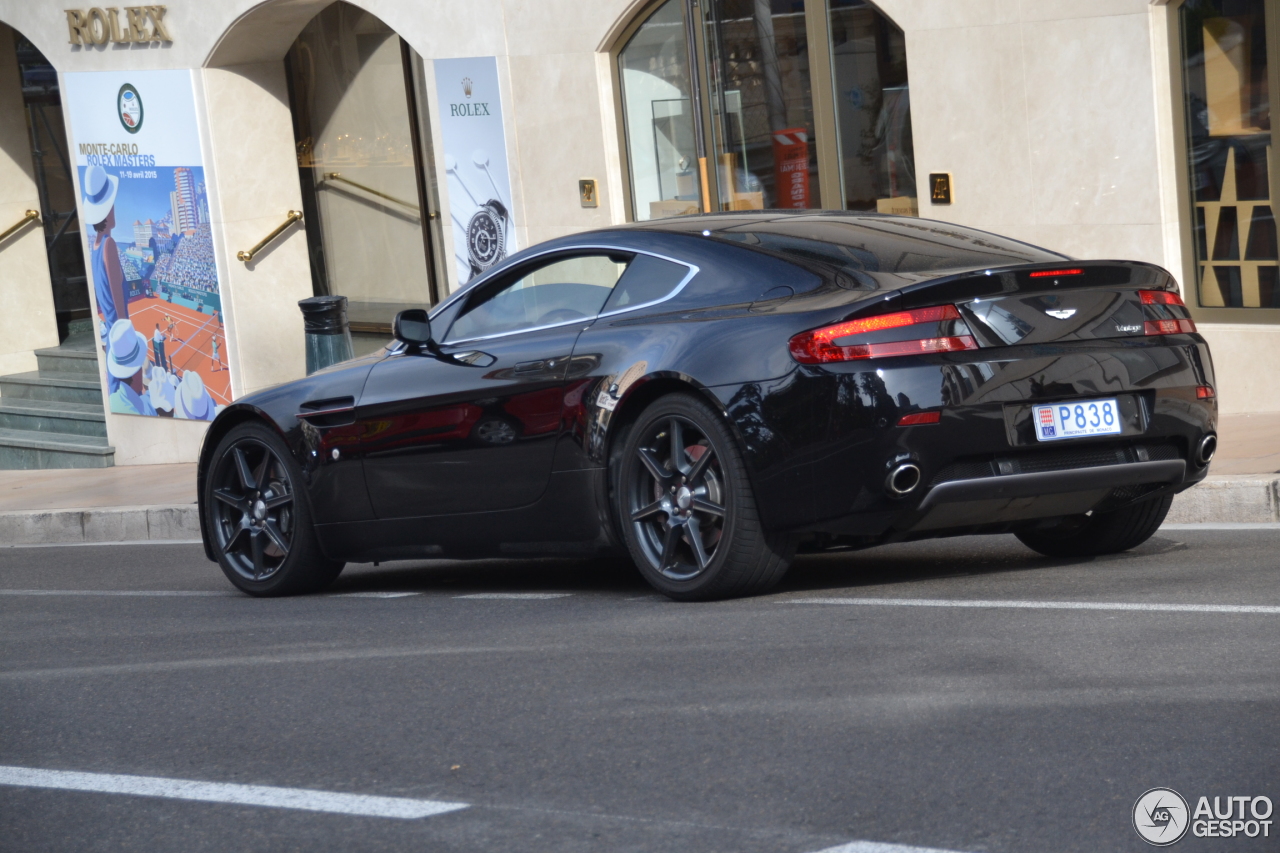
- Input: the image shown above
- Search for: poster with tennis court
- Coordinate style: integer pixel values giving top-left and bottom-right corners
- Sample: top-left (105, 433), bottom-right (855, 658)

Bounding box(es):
top-left (63, 69), bottom-right (229, 421)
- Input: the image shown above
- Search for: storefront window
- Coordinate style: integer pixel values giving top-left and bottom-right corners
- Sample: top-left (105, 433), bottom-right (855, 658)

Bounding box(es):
top-left (827, 0), bottom-right (915, 214)
top-left (1180, 0), bottom-right (1277, 307)
top-left (618, 0), bottom-right (703, 221)
top-left (617, 0), bottom-right (913, 220)
top-left (703, 0), bottom-right (820, 211)
top-left (286, 2), bottom-right (440, 338)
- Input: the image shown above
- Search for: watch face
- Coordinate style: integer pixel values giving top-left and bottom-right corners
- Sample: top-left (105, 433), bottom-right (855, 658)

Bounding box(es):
top-left (466, 204), bottom-right (505, 271)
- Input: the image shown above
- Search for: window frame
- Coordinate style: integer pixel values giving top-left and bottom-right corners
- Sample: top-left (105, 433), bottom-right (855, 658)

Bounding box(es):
top-left (1168, 0), bottom-right (1280, 323)
top-left (438, 245), bottom-right (700, 345)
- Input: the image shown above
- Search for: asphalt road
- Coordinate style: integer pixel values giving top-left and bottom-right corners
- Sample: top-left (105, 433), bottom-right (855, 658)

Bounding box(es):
top-left (1, 528), bottom-right (1278, 853)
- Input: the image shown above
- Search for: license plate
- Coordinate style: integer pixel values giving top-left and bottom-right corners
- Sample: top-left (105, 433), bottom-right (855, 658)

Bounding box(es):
top-left (1033, 398), bottom-right (1122, 441)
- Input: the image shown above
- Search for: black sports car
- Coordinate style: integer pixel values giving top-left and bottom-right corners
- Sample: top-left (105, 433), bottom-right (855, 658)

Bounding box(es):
top-left (198, 212), bottom-right (1216, 600)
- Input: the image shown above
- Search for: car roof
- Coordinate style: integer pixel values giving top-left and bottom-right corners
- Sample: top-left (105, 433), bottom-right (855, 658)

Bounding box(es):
top-left (613, 211), bottom-right (1068, 284)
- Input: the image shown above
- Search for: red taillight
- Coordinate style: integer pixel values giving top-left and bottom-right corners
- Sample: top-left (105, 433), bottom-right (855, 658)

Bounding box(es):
top-left (789, 305), bottom-right (976, 363)
top-left (897, 411), bottom-right (941, 426)
top-left (1029, 268), bottom-right (1084, 278)
top-left (1140, 290), bottom-right (1186, 306)
top-left (1197, 385), bottom-right (1215, 399)
top-left (1144, 318), bottom-right (1196, 335)
top-left (810, 305), bottom-right (960, 338)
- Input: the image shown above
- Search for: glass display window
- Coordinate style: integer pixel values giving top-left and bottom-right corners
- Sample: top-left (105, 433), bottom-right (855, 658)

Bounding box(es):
top-left (286, 2), bottom-right (444, 345)
top-left (1179, 0), bottom-right (1278, 308)
top-left (703, 0), bottom-right (821, 211)
top-left (618, 0), bottom-right (704, 221)
top-left (615, 0), bottom-right (915, 221)
top-left (827, 0), bottom-right (915, 214)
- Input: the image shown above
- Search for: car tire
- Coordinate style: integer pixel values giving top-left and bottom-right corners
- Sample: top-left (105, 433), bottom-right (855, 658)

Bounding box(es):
top-left (1014, 493), bottom-right (1174, 558)
top-left (204, 421), bottom-right (344, 596)
top-left (615, 392), bottom-right (795, 601)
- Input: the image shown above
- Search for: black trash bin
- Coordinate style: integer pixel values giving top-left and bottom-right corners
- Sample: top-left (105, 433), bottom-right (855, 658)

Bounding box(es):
top-left (298, 295), bottom-right (354, 375)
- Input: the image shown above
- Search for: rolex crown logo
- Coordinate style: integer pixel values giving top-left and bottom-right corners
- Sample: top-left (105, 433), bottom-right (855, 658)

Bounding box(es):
top-left (462, 77), bottom-right (473, 98)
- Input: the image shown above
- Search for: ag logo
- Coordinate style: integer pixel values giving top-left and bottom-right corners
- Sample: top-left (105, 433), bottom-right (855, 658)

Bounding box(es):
top-left (117, 83), bottom-right (143, 134)
top-left (1134, 788), bottom-right (1190, 846)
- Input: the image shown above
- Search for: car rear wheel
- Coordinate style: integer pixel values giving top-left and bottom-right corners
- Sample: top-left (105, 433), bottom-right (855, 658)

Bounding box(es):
top-left (205, 422), bottom-right (344, 596)
top-left (1014, 493), bottom-right (1174, 558)
top-left (616, 393), bottom-right (795, 600)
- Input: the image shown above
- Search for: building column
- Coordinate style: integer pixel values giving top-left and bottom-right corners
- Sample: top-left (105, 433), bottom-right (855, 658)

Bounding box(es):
top-left (199, 61), bottom-right (312, 399)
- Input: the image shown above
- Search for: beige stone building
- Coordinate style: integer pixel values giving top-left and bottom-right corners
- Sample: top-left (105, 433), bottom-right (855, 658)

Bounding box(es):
top-left (0, 0), bottom-right (1275, 468)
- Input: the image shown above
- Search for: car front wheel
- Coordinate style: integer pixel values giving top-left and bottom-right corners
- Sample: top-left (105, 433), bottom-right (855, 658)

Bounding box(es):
top-left (205, 421), bottom-right (344, 596)
top-left (616, 393), bottom-right (795, 601)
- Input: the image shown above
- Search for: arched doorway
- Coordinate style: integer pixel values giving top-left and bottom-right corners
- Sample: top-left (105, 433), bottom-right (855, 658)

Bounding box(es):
top-left (0, 23), bottom-right (114, 468)
top-left (615, 0), bottom-right (916, 220)
top-left (9, 30), bottom-right (88, 341)
top-left (284, 1), bottom-right (445, 353)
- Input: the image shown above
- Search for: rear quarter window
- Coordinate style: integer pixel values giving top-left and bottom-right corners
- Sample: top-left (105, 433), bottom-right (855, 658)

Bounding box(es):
top-left (601, 254), bottom-right (691, 314)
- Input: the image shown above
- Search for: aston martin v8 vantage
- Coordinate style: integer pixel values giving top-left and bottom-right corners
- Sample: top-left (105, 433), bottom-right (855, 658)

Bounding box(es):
top-left (197, 212), bottom-right (1216, 600)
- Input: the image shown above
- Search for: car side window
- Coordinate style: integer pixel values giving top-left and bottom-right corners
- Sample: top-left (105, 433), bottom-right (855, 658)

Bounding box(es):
top-left (600, 254), bottom-right (691, 314)
top-left (445, 253), bottom-right (632, 342)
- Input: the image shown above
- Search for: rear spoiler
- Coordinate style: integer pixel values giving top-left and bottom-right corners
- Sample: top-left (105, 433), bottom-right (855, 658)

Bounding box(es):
top-left (886, 261), bottom-right (1179, 312)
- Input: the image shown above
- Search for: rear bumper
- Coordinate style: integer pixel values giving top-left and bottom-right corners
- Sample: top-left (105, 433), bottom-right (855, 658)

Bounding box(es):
top-left (714, 336), bottom-right (1216, 539)
top-left (907, 459), bottom-right (1186, 533)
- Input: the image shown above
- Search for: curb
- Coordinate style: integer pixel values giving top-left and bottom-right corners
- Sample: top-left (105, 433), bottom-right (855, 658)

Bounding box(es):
top-left (1166, 476), bottom-right (1279, 524)
top-left (0, 476), bottom-right (1275, 547)
top-left (0, 504), bottom-right (200, 546)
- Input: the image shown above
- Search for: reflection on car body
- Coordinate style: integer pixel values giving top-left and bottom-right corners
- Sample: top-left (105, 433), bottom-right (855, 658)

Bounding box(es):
top-left (197, 212), bottom-right (1217, 601)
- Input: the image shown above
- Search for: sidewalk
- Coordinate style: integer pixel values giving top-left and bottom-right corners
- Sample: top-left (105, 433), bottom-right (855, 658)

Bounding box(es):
top-left (0, 413), bottom-right (1274, 546)
top-left (0, 462), bottom-right (199, 545)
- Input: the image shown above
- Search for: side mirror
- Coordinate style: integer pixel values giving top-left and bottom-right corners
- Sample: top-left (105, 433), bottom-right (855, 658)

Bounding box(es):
top-left (393, 308), bottom-right (433, 348)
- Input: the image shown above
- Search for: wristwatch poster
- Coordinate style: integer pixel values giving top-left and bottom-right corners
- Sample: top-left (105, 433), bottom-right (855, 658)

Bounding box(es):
top-left (466, 199), bottom-right (510, 278)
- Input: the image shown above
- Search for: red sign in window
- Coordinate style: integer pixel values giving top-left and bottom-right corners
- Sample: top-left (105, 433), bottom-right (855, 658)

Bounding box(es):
top-left (772, 128), bottom-right (810, 209)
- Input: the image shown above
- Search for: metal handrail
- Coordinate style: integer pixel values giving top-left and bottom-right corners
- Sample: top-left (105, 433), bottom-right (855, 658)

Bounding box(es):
top-left (237, 211), bottom-right (303, 263)
top-left (323, 172), bottom-right (426, 214)
top-left (0, 210), bottom-right (40, 244)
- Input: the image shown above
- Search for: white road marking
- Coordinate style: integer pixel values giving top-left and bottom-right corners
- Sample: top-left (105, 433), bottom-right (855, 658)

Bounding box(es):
top-left (455, 593), bottom-right (572, 600)
top-left (1161, 522), bottom-right (1280, 530)
top-left (0, 589), bottom-right (226, 597)
top-left (810, 842), bottom-right (972, 853)
top-left (329, 592), bottom-right (421, 598)
top-left (0, 539), bottom-right (203, 549)
top-left (784, 597), bottom-right (1280, 614)
top-left (0, 765), bottom-right (467, 819)
top-left (0, 644), bottom-right (562, 681)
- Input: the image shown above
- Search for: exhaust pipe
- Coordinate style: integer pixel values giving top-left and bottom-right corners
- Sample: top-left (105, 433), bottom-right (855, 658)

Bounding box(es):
top-left (885, 463), bottom-right (922, 497)
top-left (1195, 434), bottom-right (1217, 467)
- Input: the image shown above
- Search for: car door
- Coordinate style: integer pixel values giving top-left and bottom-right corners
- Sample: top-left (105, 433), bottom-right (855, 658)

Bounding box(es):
top-left (357, 251), bottom-right (632, 519)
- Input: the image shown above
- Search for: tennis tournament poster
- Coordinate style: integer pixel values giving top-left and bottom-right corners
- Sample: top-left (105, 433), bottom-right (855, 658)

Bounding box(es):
top-left (434, 56), bottom-right (518, 287)
top-left (63, 69), bottom-right (229, 421)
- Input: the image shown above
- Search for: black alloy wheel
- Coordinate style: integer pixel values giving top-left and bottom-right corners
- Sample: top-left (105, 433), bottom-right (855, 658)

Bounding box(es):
top-left (629, 414), bottom-right (726, 581)
top-left (617, 393), bottom-right (795, 600)
top-left (206, 422), bottom-right (343, 595)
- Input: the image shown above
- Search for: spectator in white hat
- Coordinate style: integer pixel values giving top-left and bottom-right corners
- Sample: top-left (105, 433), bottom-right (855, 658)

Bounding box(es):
top-left (148, 364), bottom-right (175, 416)
top-left (175, 370), bottom-right (216, 421)
top-left (81, 164), bottom-right (128, 328)
top-left (105, 319), bottom-right (155, 416)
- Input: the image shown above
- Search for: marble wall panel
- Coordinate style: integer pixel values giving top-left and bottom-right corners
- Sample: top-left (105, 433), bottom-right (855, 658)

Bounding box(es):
top-left (1197, 325), bottom-right (1280, 414)
top-left (908, 23), bottom-right (1035, 229)
top-left (201, 62), bottom-right (310, 397)
top-left (507, 53), bottom-right (615, 235)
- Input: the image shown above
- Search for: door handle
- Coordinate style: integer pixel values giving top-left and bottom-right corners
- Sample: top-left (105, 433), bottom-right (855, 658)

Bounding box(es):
top-left (513, 360), bottom-right (546, 374)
